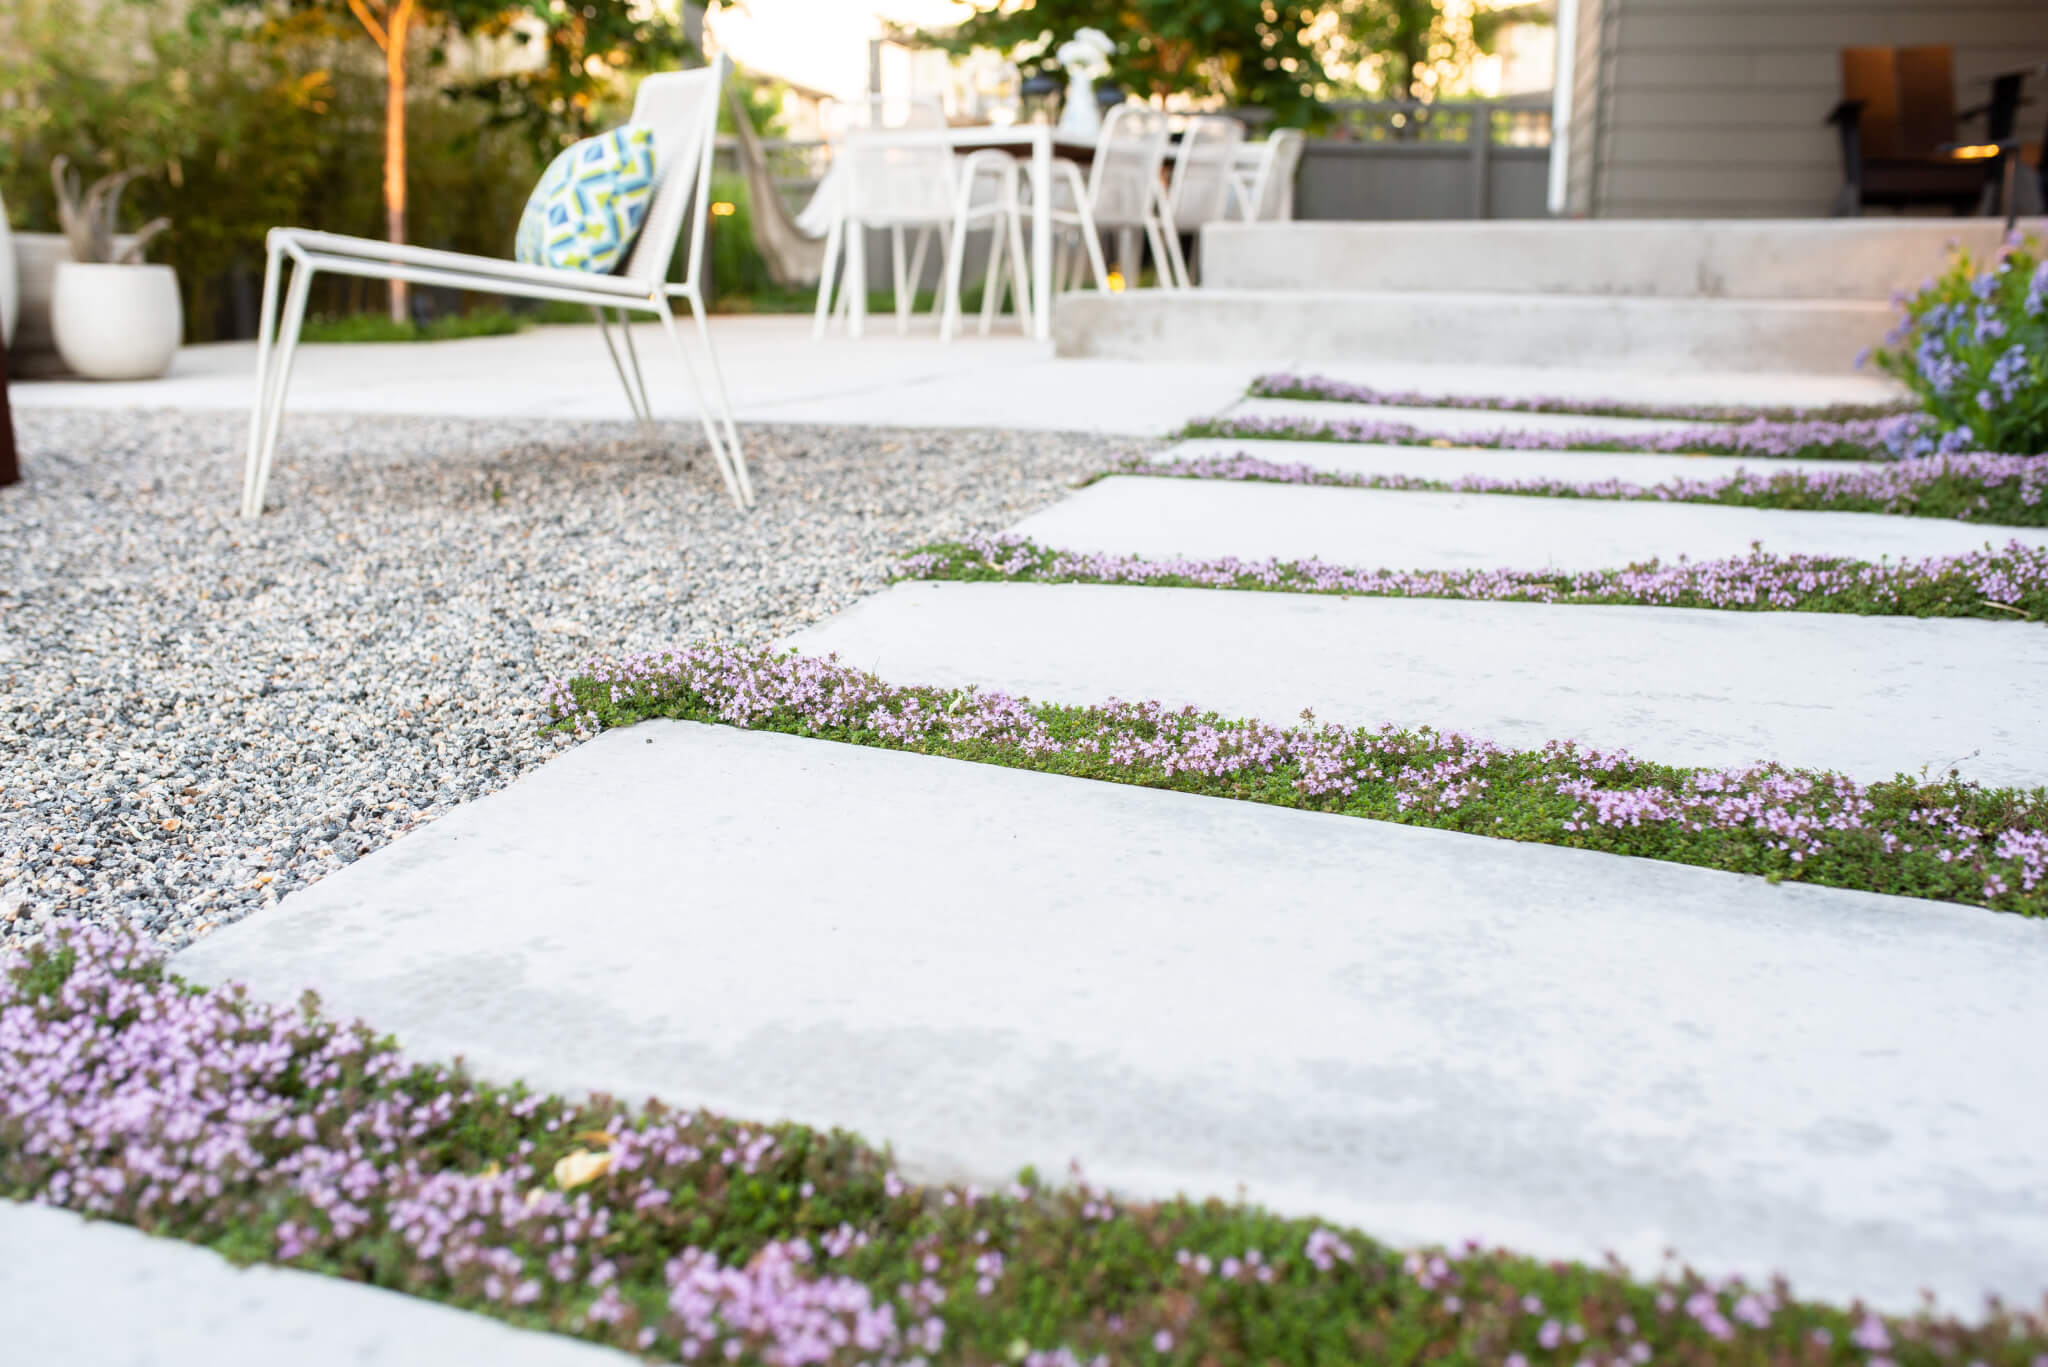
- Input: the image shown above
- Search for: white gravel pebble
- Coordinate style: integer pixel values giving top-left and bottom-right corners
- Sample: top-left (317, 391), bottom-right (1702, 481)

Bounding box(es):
top-left (0, 408), bottom-right (1124, 948)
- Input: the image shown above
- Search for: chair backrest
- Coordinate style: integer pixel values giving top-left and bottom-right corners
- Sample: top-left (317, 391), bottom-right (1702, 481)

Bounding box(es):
top-left (1251, 128), bottom-right (1306, 220)
top-left (1840, 45), bottom-right (1957, 159)
top-left (1088, 104), bottom-right (1172, 227)
top-left (1895, 45), bottom-right (1958, 156)
top-left (824, 96), bottom-right (956, 226)
top-left (618, 57), bottom-right (729, 291)
top-left (1168, 116), bottom-right (1247, 227)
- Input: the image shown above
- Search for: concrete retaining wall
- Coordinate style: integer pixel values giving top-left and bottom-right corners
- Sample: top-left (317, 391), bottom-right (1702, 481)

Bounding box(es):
top-left (1052, 288), bottom-right (1890, 372)
top-left (1199, 218), bottom-right (2041, 298)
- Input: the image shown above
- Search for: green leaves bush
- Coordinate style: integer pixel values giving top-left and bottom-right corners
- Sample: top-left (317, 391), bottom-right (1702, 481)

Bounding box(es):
top-left (1871, 234), bottom-right (2048, 456)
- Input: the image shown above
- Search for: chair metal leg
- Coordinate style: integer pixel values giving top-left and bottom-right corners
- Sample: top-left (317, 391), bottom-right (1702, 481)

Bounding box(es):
top-left (891, 225), bottom-right (911, 334)
top-left (1076, 219), bottom-right (1111, 291)
top-left (682, 290), bottom-right (751, 507)
top-left (247, 259), bottom-right (314, 517)
top-left (979, 221), bottom-right (1004, 336)
top-left (938, 211), bottom-right (971, 344)
top-left (1143, 217), bottom-right (1174, 290)
top-left (907, 226), bottom-right (934, 323)
top-left (594, 307), bottom-right (654, 435)
top-left (1155, 187), bottom-right (1191, 289)
top-left (655, 299), bottom-right (747, 510)
top-left (617, 311), bottom-right (655, 435)
top-left (812, 217), bottom-right (844, 339)
top-left (241, 238), bottom-right (286, 517)
top-left (1004, 201), bottom-right (1032, 334)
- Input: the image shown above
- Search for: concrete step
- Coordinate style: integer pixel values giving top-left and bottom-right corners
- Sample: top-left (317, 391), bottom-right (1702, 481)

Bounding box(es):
top-left (0, 1201), bottom-right (635, 1367)
top-left (1009, 476), bottom-right (2048, 571)
top-left (788, 580), bottom-right (2048, 787)
top-left (174, 721), bottom-right (2048, 1315)
top-left (1199, 218), bottom-right (2042, 299)
top-left (1158, 437), bottom-right (1892, 484)
top-left (1055, 289), bottom-right (1890, 372)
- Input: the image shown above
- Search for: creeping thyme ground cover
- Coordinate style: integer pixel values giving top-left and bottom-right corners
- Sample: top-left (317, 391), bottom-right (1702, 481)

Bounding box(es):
top-left (1180, 413), bottom-right (1917, 463)
top-left (7, 923), bottom-right (2048, 1367)
top-left (546, 647), bottom-right (2048, 916)
top-left (1117, 451), bottom-right (2048, 527)
top-left (896, 534), bottom-right (2048, 622)
top-left (1245, 374), bottom-right (1913, 425)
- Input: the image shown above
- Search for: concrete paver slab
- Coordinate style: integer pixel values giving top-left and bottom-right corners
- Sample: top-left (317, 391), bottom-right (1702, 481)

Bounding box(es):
top-left (12, 317), bottom-right (1260, 438)
top-left (787, 580), bottom-right (2048, 787)
top-left (1227, 396), bottom-right (1707, 439)
top-left (1009, 477), bottom-right (2048, 571)
top-left (1280, 360), bottom-right (1904, 410)
top-left (174, 723), bottom-right (2048, 1315)
top-left (1157, 437), bottom-right (1891, 484)
top-left (0, 1201), bottom-right (636, 1367)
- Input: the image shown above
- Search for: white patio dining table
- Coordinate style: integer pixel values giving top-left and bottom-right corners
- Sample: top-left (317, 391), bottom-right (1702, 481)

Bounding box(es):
top-left (795, 123), bottom-right (1095, 342)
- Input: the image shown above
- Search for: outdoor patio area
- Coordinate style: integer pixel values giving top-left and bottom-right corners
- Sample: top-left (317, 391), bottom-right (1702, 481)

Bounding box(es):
top-left (7, 1), bottom-right (2048, 1364)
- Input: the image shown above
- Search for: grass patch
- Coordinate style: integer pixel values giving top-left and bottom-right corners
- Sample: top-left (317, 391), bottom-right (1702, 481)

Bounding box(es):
top-left (1116, 451), bottom-right (2048, 528)
top-left (298, 308), bottom-right (549, 344)
top-left (897, 534), bottom-right (2048, 622)
top-left (546, 647), bottom-right (2048, 917)
top-left (7, 921), bottom-right (2046, 1366)
top-left (1183, 415), bottom-right (1909, 463)
top-left (1247, 373), bottom-right (1917, 425)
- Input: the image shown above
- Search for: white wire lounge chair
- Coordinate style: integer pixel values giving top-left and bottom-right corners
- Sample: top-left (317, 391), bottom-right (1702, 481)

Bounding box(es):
top-left (240, 56), bottom-right (752, 517)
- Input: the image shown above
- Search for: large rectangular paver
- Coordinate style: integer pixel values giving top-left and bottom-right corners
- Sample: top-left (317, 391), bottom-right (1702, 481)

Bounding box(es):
top-left (0, 1201), bottom-right (635, 1366)
top-left (1010, 476), bottom-right (2048, 571)
top-left (787, 580), bottom-right (2048, 787)
top-left (1229, 395), bottom-right (1711, 438)
top-left (1159, 436), bottom-right (1890, 484)
top-left (176, 723), bottom-right (2048, 1315)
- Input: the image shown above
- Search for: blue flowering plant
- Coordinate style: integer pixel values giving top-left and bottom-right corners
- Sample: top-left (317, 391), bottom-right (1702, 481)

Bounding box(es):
top-left (1871, 234), bottom-right (2048, 457)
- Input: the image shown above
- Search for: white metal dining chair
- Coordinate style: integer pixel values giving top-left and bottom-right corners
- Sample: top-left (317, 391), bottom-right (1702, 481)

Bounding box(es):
top-left (811, 100), bottom-right (1031, 342)
top-left (1229, 128), bottom-right (1307, 222)
top-left (1163, 115), bottom-right (1245, 285)
top-left (240, 57), bottom-right (751, 516)
top-left (1028, 104), bottom-right (1178, 293)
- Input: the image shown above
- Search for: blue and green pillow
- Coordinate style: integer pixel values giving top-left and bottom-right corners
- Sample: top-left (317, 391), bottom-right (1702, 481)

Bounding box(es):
top-left (515, 125), bottom-right (658, 274)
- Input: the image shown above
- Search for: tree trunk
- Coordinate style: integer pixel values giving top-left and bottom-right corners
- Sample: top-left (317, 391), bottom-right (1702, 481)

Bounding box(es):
top-left (384, 2), bottom-right (414, 324)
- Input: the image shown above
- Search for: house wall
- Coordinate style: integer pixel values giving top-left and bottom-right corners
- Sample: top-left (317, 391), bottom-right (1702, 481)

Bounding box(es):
top-left (1563, 0), bottom-right (2048, 218)
top-left (1563, 0), bottom-right (1611, 216)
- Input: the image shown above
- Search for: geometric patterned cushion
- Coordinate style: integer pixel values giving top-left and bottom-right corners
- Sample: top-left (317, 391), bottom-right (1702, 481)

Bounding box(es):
top-left (514, 124), bottom-right (658, 274)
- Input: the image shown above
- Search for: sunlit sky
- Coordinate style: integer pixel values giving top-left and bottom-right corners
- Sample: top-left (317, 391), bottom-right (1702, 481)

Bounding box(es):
top-left (706, 0), bottom-right (976, 100)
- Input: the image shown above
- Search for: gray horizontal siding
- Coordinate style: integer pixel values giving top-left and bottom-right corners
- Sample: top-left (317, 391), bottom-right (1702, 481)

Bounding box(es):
top-left (1574, 0), bottom-right (2048, 218)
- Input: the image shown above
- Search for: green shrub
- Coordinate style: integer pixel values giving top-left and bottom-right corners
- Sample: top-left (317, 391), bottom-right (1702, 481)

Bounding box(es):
top-left (1871, 234), bottom-right (2048, 456)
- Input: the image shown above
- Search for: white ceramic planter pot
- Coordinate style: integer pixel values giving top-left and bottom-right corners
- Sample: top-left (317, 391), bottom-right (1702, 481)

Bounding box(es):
top-left (51, 261), bottom-right (182, 381)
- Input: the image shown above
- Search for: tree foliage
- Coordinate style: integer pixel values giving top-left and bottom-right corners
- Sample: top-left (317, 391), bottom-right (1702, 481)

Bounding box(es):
top-left (1343, 0), bottom-right (1551, 100)
top-left (237, 0), bottom-right (691, 316)
top-left (924, 1), bottom-right (1335, 125)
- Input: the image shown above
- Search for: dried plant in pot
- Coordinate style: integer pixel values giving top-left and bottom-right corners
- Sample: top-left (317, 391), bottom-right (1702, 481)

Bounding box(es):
top-left (48, 156), bottom-right (181, 381)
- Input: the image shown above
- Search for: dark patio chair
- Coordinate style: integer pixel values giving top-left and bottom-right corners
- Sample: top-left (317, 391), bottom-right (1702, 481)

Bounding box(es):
top-left (1946, 61), bottom-right (2046, 227)
top-left (1827, 45), bottom-right (1993, 215)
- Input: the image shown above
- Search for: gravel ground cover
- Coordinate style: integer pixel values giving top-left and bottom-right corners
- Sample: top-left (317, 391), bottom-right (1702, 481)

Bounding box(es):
top-left (899, 534), bottom-right (2048, 620)
top-left (0, 408), bottom-right (1114, 949)
top-left (1120, 450), bottom-right (2048, 526)
top-left (8, 922), bottom-right (2046, 1366)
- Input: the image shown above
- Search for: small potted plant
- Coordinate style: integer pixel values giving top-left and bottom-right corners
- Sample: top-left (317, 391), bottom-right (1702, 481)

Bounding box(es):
top-left (48, 156), bottom-right (179, 381)
top-left (1054, 28), bottom-right (1116, 140)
